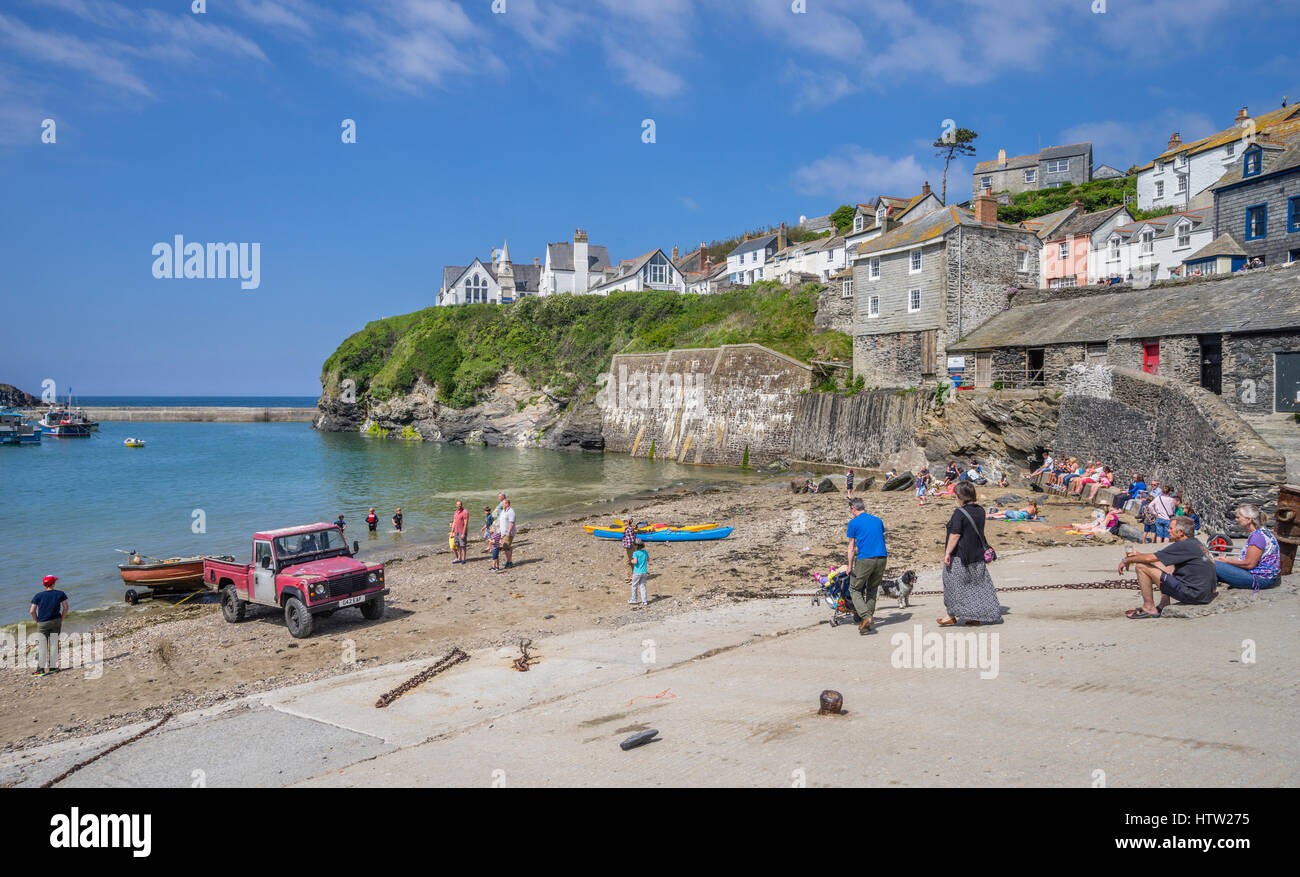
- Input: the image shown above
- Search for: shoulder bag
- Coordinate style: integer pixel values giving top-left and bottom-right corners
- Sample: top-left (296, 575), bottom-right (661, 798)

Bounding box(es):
top-left (957, 506), bottom-right (997, 564)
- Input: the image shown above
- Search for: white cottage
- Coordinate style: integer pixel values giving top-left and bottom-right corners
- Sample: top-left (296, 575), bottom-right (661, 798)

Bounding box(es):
top-left (538, 229), bottom-right (612, 297)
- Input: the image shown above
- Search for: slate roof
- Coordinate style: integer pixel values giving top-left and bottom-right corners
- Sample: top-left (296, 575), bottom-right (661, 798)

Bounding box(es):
top-left (1137, 106), bottom-right (1300, 171)
top-left (855, 206), bottom-right (1035, 257)
top-left (546, 242), bottom-right (612, 272)
top-left (443, 259), bottom-right (540, 294)
top-left (974, 143), bottom-right (1090, 173)
top-left (1049, 205), bottom-right (1131, 241)
top-left (1108, 208), bottom-right (1210, 243)
top-left (1182, 233), bottom-right (1248, 262)
top-left (728, 234), bottom-right (780, 257)
top-left (949, 267), bottom-right (1300, 351)
top-left (1209, 131), bottom-right (1300, 191)
top-left (1019, 206), bottom-right (1080, 241)
top-left (591, 250), bottom-right (663, 291)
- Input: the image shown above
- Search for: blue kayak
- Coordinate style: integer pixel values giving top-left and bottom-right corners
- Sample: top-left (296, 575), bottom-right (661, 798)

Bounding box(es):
top-left (593, 526), bottom-right (733, 542)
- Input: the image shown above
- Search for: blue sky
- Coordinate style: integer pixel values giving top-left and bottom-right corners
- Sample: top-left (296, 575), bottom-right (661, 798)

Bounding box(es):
top-left (0, 0), bottom-right (1295, 395)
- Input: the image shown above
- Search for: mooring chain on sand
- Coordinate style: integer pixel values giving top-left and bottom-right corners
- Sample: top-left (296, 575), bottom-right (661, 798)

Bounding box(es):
top-left (375, 647), bottom-right (469, 709)
top-left (40, 713), bottom-right (173, 789)
top-left (512, 638), bottom-right (536, 672)
top-left (733, 579), bottom-right (1141, 600)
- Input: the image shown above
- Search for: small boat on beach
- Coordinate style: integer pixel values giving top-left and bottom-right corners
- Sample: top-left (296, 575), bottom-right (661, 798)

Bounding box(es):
top-left (118, 552), bottom-right (235, 603)
top-left (583, 522), bottom-right (719, 536)
top-left (591, 526), bottom-right (733, 542)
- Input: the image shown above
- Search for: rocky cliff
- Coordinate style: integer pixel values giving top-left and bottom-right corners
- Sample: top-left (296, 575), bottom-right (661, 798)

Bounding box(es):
top-left (0, 383), bottom-right (37, 408)
top-left (313, 370), bottom-right (604, 451)
top-left (918, 389), bottom-right (1062, 470)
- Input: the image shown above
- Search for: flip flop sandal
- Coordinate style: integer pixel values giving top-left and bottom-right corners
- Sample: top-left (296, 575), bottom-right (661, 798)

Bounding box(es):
top-left (936, 617), bottom-right (958, 626)
top-left (1126, 608), bottom-right (1161, 619)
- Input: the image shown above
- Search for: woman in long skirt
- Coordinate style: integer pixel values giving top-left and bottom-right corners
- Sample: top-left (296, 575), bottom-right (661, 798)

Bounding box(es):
top-left (939, 481), bottom-right (1002, 625)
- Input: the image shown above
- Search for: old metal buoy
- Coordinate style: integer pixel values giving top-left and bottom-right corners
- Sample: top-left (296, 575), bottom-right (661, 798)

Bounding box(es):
top-left (818, 690), bottom-right (844, 716)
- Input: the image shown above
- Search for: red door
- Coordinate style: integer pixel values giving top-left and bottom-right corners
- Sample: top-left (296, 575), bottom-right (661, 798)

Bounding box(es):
top-left (1142, 341), bottom-right (1160, 375)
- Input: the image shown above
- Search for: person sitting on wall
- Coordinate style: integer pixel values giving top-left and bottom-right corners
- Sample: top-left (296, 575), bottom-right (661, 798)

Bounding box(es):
top-left (1214, 504), bottom-right (1282, 591)
top-left (1031, 451), bottom-right (1055, 479)
top-left (1119, 516), bottom-right (1216, 618)
top-left (1070, 503), bottom-right (1121, 536)
top-left (1113, 473), bottom-right (1147, 510)
top-left (1083, 466), bottom-right (1115, 502)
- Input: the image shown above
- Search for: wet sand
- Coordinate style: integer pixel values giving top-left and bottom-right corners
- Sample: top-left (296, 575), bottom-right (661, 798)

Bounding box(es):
top-left (0, 478), bottom-right (1111, 751)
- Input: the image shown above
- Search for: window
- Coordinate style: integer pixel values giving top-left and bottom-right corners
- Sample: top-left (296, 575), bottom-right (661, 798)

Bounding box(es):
top-left (1109, 236), bottom-right (1121, 261)
top-left (1243, 147), bottom-right (1262, 177)
top-left (1048, 276), bottom-right (1078, 289)
top-left (869, 257), bottom-right (880, 280)
top-left (854, 215), bottom-right (864, 232)
top-left (648, 261), bottom-right (668, 284)
top-left (980, 176), bottom-right (992, 192)
top-left (1155, 181), bottom-right (1164, 198)
top-left (1225, 143), bottom-right (1236, 157)
top-left (1246, 204), bottom-right (1268, 240)
top-left (1176, 222), bottom-right (1191, 248)
top-left (1176, 174), bottom-right (1186, 193)
top-left (909, 249), bottom-right (923, 273)
top-left (826, 248), bottom-right (834, 262)
top-left (1016, 250), bottom-right (1029, 271)
top-left (876, 206), bottom-right (887, 226)
top-left (867, 295), bottom-right (880, 318)
top-left (908, 288), bottom-right (921, 312)
top-left (1045, 158), bottom-right (1070, 174)
top-left (1140, 230), bottom-right (1154, 255)
top-left (842, 279), bottom-right (854, 298)
top-left (1058, 241), bottom-right (1069, 261)
top-left (1289, 196), bottom-right (1300, 233)
top-left (756, 268), bottom-right (763, 280)
top-left (466, 272), bottom-right (488, 302)
top-left (1024, 168), bottom-right (1038, 184)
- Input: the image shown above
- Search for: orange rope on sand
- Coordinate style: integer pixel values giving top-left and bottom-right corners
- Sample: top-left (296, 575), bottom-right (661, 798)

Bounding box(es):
top-left (627, 689), bottom-right (676, 707)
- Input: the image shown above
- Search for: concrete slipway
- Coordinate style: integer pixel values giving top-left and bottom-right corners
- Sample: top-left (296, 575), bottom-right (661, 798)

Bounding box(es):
top-left (2, 545), bottom-right (1295, 788)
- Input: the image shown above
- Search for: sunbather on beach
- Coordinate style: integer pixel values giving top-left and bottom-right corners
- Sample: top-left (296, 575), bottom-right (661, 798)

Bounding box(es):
top-left (1070, 504), bottom-right (1120, 536)
top-left (988, 500), bottom-right (1040, 521)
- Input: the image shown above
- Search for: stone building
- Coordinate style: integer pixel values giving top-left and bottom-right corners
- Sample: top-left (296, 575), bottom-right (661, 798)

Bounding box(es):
top-left (850, 192), bottom-right (1041, 387)
top-left (973, 143), bottom-right (1093, 198)
top-left (439, 240), bottom-right (540, 306)
top-left (946, 266), bottom-right (1300, 416)
top-left (1208, 130), bottom-right (1300, 267)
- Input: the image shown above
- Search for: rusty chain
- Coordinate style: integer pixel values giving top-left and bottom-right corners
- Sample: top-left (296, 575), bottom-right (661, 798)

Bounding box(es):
top-left (375, 647), bottom-right (469, 708)
top-left (512, 638), bottom-right (537, 672)
top-left (734, 579), bottom-right (1140, 600)
top-left (41, 712), bottom-right (173, 788)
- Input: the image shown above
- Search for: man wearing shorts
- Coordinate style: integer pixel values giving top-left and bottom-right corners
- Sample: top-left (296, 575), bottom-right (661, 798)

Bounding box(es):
top-left (1119, 516), bottom-right (1215, 618)
top-left (451, 500), bottom-right (468, 564)
top-left (497, 498), bottom-right (516, 569)
top-left (1149, 491), bottom-right (1177, 543)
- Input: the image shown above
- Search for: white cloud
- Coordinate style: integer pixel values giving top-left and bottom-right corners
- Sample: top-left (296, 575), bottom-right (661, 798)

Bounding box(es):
top-left (792, 146), bottom-right (941, 200)
top-left (679, 196), bottom-right (699, 210)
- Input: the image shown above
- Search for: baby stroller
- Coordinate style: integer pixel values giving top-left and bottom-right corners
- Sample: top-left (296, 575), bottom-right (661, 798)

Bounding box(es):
top-left (811, 569), bottom-right (860, 627)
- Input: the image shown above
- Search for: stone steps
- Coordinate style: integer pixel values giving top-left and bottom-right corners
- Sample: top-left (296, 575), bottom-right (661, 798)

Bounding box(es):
top-left (1244, 413), bottom-right (1300, 485)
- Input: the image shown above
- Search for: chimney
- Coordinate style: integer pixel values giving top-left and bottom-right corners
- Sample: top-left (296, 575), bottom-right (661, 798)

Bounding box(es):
top-left (778, 222), bottom-right (787, 250)
top-left (973, 191), bottom-right (998, 225)
top-left (1236, 106), bottom-right (1250, 125)
top-left (1167, 132), bottom-right (1182, 150)
top-left (997, 148), bottom-right (1007, 166)
top-left (1071, 200), bottom-right (1084, 213)
top-left (672, 245), bottom-right (679, 261)
top-left (921, 181), bottom-right (931, 197)
top-left (573, 229), bottom-right (589, 295)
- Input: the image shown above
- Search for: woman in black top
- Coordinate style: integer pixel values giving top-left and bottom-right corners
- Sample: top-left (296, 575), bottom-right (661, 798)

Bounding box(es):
top-left (938, 481), bottom-right (1002, 625)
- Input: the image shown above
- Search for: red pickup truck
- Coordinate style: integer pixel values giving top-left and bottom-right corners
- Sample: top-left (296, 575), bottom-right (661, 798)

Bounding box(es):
top-left (203, 522), bottom-right (387, 638)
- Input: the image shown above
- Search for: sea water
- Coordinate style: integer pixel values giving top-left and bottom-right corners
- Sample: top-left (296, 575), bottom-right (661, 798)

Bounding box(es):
top-left (0, 419), bottom-right (763, 622)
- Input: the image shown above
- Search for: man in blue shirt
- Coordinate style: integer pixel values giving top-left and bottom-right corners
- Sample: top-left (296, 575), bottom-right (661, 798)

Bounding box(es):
top-left (845, 498), bottom-right (888, 635)
top-left (29, 575), bottom-right (68, 676)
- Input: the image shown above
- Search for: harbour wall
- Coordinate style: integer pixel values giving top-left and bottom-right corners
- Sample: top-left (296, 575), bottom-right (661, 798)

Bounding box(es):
top-left (53, 407), bottom-right (317, 423)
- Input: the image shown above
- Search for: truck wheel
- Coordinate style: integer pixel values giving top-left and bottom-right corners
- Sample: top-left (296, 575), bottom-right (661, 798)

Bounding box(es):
top-left (360, 596), bottom-right (385, 620)
top-left (220, 586), bottom-right (246, 622)
top-left (284, 597), bottom-right (314, 638)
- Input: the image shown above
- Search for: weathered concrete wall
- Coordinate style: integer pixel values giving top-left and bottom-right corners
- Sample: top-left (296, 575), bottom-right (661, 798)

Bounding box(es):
top-left (1053, 365), bottom-right (1286, 532)
top-left (599, 344), bottom-right (814, 466)
top-left (790, 389), bottom-right (931, 467)
top-left (82, 407), bottom-right (316, 422)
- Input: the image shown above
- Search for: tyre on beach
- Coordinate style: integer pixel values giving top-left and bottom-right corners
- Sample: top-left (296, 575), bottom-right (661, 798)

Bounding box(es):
top-left (283, 596), bottom-right (314, 638)
top-left (124, 589), bottom-right (139, 605)
top-left (883, 472), bottom-right (914, 491)
top-left (220, 585), bottom-right (246, 622)
top-left (360, 595), bottom-right (385, 620)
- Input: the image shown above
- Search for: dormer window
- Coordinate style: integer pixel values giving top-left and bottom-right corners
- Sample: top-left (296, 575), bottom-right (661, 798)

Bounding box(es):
top-left (1109, 236), bottom-right (1121, 261)
top-left (1243, 146), bottom-right (1262, 177)
top-left (854, 215), bottom-right (864, 232)
top-left (1176, 222), bottom-right (1191, 248)
top-left (876, 207), bottom-right (886, 226)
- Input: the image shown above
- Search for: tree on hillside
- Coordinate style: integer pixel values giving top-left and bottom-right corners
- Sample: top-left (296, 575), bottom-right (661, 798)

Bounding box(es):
top-left (932, 126), bottom-right (979, 205)
top-left (830, 204), bottom-right (855, 234)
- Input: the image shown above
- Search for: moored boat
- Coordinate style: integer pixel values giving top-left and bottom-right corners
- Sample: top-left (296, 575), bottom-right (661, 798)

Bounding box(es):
top-left (124, 437), bottom-right (146, 447)
top-left (39, 407), bottom-right (96, 437)
top-left (0, 410), bottom-right (41, 445)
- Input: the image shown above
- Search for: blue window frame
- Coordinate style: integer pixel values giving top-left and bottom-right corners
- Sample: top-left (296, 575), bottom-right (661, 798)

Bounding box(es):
top-left (1245, 203), bottom-right (1268, 241)
top-left (1243, 146), bottom-right (1262, 177)
top-left (1289, 196), bottom-right (1300, 233)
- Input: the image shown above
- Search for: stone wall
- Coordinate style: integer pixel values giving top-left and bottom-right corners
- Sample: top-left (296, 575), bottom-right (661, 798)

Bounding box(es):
top-left (1222, 331), bottom-right (1299, 415)
top-left (599, 344), bottom-right (814, 466)
top-left (790, 388), bottom-right (932, 467)
top-left (815, 277), bottom-right (855, 335)
top-left (1053, 365), bottom-right (1286, 532)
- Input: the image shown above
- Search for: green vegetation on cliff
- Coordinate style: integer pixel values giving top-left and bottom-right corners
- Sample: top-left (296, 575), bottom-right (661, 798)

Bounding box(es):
top-left (996, 175), bottom-right (1172, 224)
top-left (321, 284), bottom-right (851, 408)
